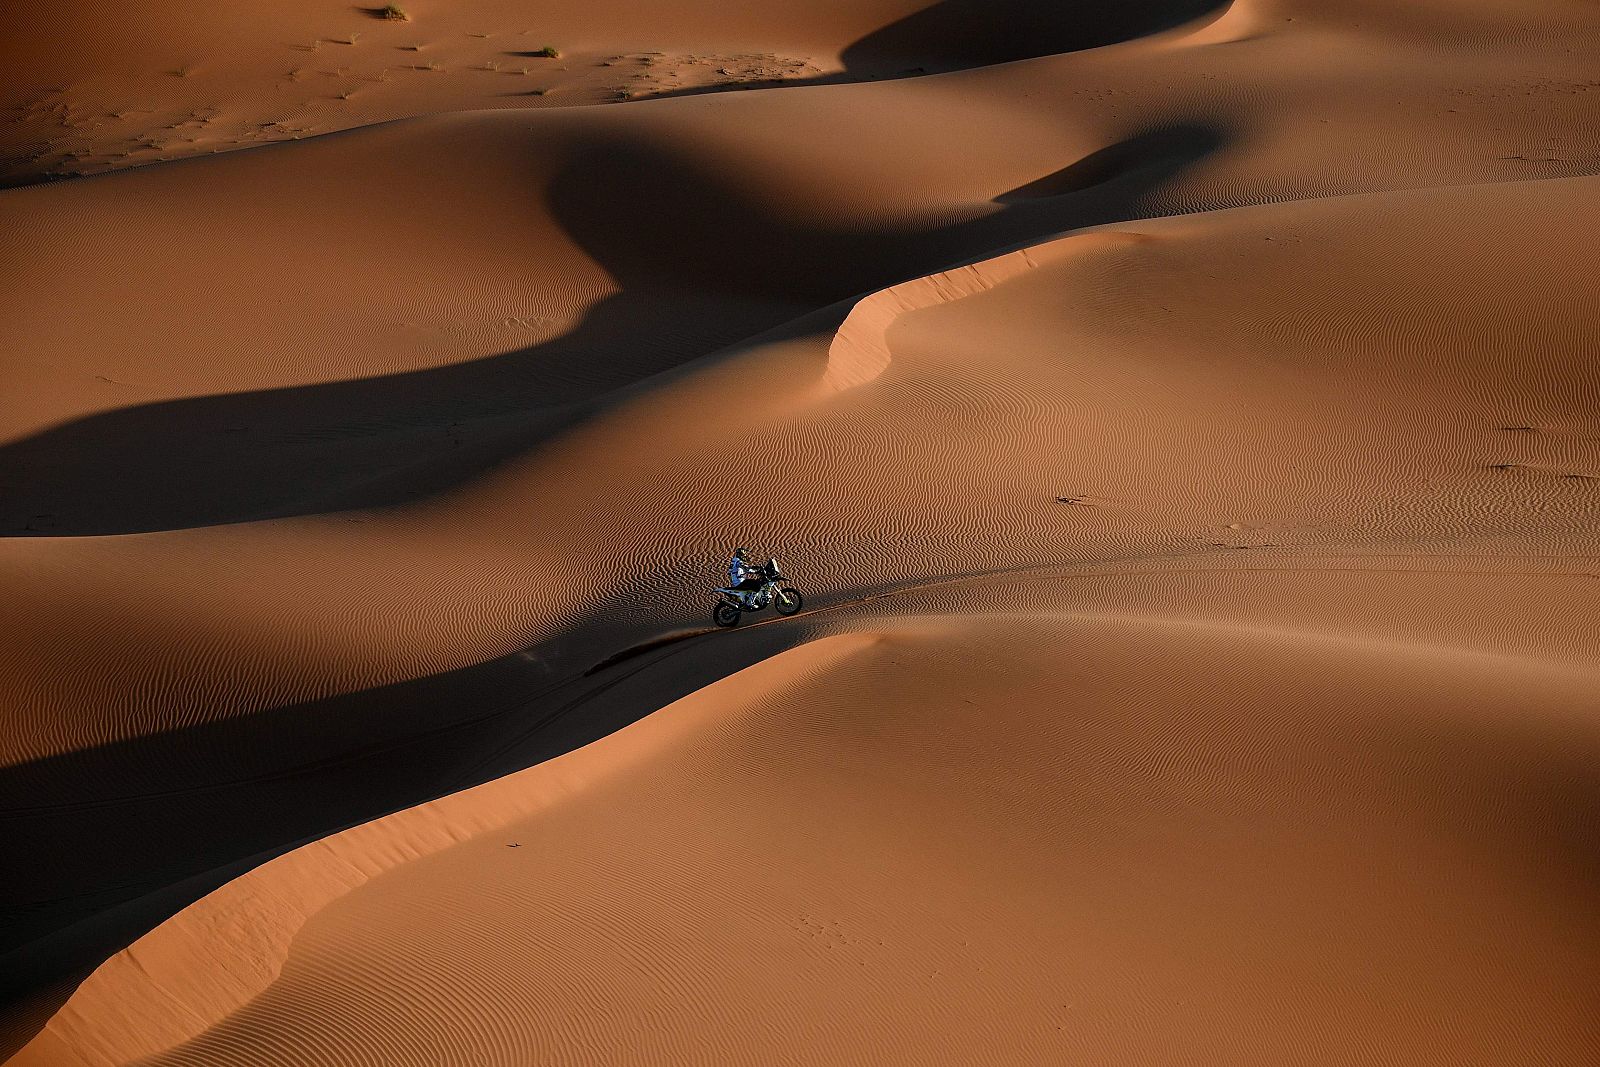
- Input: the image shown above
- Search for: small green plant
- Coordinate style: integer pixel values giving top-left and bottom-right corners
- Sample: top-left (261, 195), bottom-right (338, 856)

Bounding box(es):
top-left (533, 45), bottom-right (559, 58)
top-left (382, 4), bottom-right (409, 20)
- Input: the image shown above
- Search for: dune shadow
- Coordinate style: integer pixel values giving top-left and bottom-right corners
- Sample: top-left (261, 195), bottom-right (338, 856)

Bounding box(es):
top-left (997, 124), bottom-right (1224, 202)
top-left (637, 0), bottom-right (1230, 102)
top-left (0, 604), bottom-right (811, 1045)
top-left (843, 0), bottom-right (1226, 70)
top-left (0, 114), bottom-right (1232, 1037)
top-left (0, 285), bottom-right (784, 536)
top-left (0, 121), bottom-right (1226, 537)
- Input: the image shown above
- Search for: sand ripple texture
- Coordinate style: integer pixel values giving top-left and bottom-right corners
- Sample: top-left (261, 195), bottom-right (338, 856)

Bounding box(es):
top-left (25, 584), bottom-right (1600, 1066)
top-left (6, 0), bottom-right (1600, 1063)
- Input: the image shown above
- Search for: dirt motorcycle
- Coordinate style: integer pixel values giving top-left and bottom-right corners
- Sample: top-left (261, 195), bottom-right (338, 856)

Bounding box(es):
top-left (713, 558), bottom-right (803, 627)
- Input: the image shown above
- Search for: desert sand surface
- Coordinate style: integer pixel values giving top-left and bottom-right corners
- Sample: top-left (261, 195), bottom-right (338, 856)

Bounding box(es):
top-left (3, 0), bottom-right (1599, 1064)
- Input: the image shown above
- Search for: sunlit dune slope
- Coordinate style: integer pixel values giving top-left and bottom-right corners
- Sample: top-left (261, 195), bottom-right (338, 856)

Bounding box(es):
top-left (5, 0), bottom-right (1599, 762)
top-left (21, 577), bottom-right (1600, 1065)
top-left (4, 0), bottom-right (1600, 1062)
top-left (5, 171), bottom-right (1598, 765)
top-left (13, 167), bottom-right (1600, 1062)
top-left (0, 0), bottom-right (1224, 185)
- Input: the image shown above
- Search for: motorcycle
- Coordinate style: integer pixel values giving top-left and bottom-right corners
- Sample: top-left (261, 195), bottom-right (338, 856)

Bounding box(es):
top-left (713, 558), bottom-right (803, 627)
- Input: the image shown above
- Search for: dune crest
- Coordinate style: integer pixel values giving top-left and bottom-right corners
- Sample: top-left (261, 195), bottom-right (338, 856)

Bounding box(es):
top-left (18, 634), bottom-right (881, 1067)
top-left (821, 230), bottom-right (1156, 394)
top-left (21, 598), bottom-right (1600, 1065)
top-left (6, 0), bottom-right (1600, 1063)
top-left (822, 249), bottom-right (1041, 393)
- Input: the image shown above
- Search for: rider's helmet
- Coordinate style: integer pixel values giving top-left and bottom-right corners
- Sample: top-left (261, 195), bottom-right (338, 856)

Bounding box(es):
top-left (734, 547), bottom-right (748, 557)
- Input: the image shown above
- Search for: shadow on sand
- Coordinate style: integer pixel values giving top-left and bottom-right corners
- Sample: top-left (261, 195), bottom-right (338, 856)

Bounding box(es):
top-left (0, 121), bottom-right (1226, 537)
top-left (0, 8), bottom-right (1246, 1051)
top-left (638, 0), bottom-right (1230, 98)
top-left (0, 606), bottom-right (810, 1053)
top-left (0, 113), bottom-right (1229, 1047)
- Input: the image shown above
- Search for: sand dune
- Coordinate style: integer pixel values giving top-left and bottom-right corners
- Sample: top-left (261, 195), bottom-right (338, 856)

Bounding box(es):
top-left (19, 580), bottom-right (1600, 1065)
top-left (4, 0), bottom-right (1599, 1063)
top-left (0, 0), bottom-right (1224, 186)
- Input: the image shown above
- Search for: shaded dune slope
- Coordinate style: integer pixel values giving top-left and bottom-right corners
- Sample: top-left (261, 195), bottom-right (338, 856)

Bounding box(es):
top-left (5, 0), bottom-right (1600, 1062)
top-left (841, 0), bottom-right (1223, 69)
top-left (9, 168), bottom-right (1600, 1061)
top-left (0, 0), bottom-right (1229, 188)
top-left (10, 0), bottom-right (1600, 536)
top-left (20, 584), bottom-right (1600, 1065)
top-left (0, 109), bottom-right (1223, 537)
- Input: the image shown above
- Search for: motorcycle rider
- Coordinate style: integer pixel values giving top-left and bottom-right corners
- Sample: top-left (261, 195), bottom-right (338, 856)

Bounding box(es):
top-left (728, 547), bottom-right (766, 606)
top-left (714, 547), bottom-right (801, 626)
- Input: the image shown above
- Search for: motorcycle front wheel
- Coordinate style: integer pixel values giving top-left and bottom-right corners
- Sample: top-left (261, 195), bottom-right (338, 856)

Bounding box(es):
top-left (774, 588), bottom-right (803, 616)
top-left (713, 601), bottom-right (742, 628)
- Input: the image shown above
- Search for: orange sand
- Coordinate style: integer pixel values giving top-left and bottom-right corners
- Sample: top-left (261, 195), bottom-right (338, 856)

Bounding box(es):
top-left (3, 1), bottom-right (1599, 1063)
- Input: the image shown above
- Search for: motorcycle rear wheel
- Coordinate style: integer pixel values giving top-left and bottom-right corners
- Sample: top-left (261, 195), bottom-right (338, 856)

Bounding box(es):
top-left (713, 601), bottom-right (742, 628)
